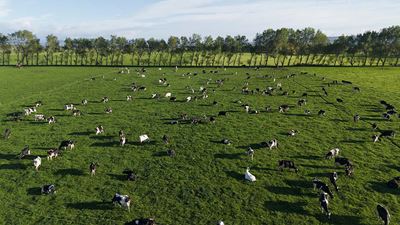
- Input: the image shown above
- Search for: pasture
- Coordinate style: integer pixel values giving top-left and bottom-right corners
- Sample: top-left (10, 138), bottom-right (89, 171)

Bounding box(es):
top-left (0, 66), bottom-right (399, 225)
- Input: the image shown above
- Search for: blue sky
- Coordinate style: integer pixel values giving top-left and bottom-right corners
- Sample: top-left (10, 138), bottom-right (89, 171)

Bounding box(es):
top-left (0, 0), bottom-right (399, 40)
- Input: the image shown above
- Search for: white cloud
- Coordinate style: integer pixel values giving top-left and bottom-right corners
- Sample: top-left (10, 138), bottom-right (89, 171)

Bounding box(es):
top-left (0, 0), bottom-right (10, 17)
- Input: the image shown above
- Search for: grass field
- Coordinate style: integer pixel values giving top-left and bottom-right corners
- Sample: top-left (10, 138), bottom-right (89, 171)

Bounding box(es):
top-left (0, 66), bottom-right (399, 225)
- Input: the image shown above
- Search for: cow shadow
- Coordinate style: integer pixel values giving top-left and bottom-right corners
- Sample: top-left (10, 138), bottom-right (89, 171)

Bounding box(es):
top-left (292, 155), bottom-right (321, 160)
top-left (66, 201), bottom-right (113, 210)
top-left (237, 143), bottom-right (266, 150)
top-left (87, 112), bottom-right (104, 115)
top-left (27, 187), bottom-right (42, 196)
top-left (69, 131), bottom-right (92, 136)
top-left (90, 141), bottom-right (119, 147)
top-left (315, 214), bottom-right (362, 225)
top-left (224, 170), bottom-right (243, 180)
top-left (0, 163), bottom-right (27, 170)
top-left (130, 141), bottom-right (157, 146)
top-left (302, 164), bottom-right (335, 169)
top-left (340, 139), bottom-right (365, 144)
top-left (0, 153), bottom-right (18, 160)
top-left (90, 135), bottom-right (114, 140)
top-left (107, 173), bottom-right (127, 181)
top-left (214, 153), bottom-right (243, 160)
top-left (54, 168), bottom-right (85, 176)
top-left (264, 200), bottom-right (308, 214)
top-left (266, 186), bottom-right (315, 197)
top-left (368, 181), bottom-right (399, 194)
top-left (284, 179), bottom-right (312, 189)
top-left (49, 109), bottom-right (64, 112)
top-left (152, 151), bottom-right (168, 157)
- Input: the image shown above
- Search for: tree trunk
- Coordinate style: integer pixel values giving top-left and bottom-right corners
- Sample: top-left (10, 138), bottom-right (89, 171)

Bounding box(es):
top-left (265, 54), bottom-right (269, 66)
top-left (287, 55), bottom-right (293, 66)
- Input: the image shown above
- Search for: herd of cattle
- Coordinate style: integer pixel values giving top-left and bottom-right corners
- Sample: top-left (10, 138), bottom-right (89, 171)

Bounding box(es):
top-left (2, 67), bottom-right (399, 225)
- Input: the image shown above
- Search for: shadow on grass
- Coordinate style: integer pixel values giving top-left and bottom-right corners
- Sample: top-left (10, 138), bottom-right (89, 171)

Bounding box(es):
top-left (49, 109), bottom-right (64, 112)
top-left (330, 119), bottom-right (348, 123)
top-left (66, 201), bottom-right (113, 210)
top-left (69, 131), bottom-right (92, 136)
top-left (0, 153), bottom-right (18, 160)
top-left (284, 179), bottom-right (311, 188)
top-left (237, 143), bottom-right (266, 150)
top-left (87, 112), bottom-right (104, 115)
top-left (292, 155), bottom-right (321, 160)
top-left (130, 141), bottom-right (157, 146)
top-left (264, 200), bottom-right (308, 214)
top-left (90, 135), bottom-right (115, 140)
top-left (340, 140), bottom-right (365, 144)
top-left (152, 151), bottom-right (168, 157)
top-left (214, 153), bottom-right (243, 159)
top-left (54, 168), bottom-right (85, 176)
top-left (314, 214), bottom-right (362, 225)
top-left (387, 165), bottom-right (400, 172)
top-left (302, 164), bottom-right (335, 169)
top-left (345, 127), bottom-right (369, 132)
top-left (285, 113), bottom-right (312, 117)
top-left (90, 141), bottom-right (120, 147)
top-left (368, 181), bottom-right (399, 194)
top-left (27, 187), bottom-right (42, 196)
top-left (0, 163), bottom-right (27, 170)
top-left (224, 170), bottom-right (243, 181)
top-left (266, 186), bottom-right (315, 197)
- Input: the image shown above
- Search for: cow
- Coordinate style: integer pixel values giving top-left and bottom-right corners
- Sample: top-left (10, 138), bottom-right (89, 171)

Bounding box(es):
top-left (298, 99), bottom-right (306, 107)
top-left (165, 93), bottom-right (172, 98)
top-left (288, 130), bottom-right (298, 136)
top-left (319, 192), bottom-right (331, 219)
top-left (244, 168), bottom-right (256, 182)
top-left (90, 162), bottom-right (97, 176)
top-left (34, 101), bottom-right (43, 107)
top-left (47, 149), bottom-right (59, 160)
top-left (41, 184), bottom-right (56, 194)
top-left (123, 169), bottom-right (137, 181)
top-left (82, 99), bottom-right (88, 105)
top-left (112, 193), bottom-right (131, 211)
top-left (325, 148), bottom-right (340, 159)
top-left (33, 156), bottom-right (41, 171)
top-left (372, 134), bottom-right (380, 143)
top-left (72, 109), bottom-right (81, 116)
top-left (353, 114), bottom-right (360, 122)
top-left (139, 134), bottom-right (149, 143)
top-left (329, 172), bottom-right (339, 191)
top-left (125, 218), bottom-right (156, 225)
top-left (170, 97), bottom-right (177, 102)
top-left (266, 139), bottom-right (278, 150)
top-left (345, 164), bottom-right (354, 176)
top-left (247, 147), bottom-right (254, 161)
top-left (3, 128), bottom-right (11, 139)
top-left (372, 123), bottom-right (378, 130)
top-left (120, 135), bottom-right (126, 146)
top-left (102, 97), bottom-right (109, 103)
top-left (312, 178), bottom-right (334, 198)
top-left (278, 160), bottom-right (298, 172)
top-left (166, 149), bottom-right (176, 157)
top-left (95, 125), bottom-right (104, 135)
top-left (48, 116), bottom-right (56, 124)
top-left (380, 130), bottom-right (395, 138)
top-left (377, 204), bottom-right (390, 225)
top-left (162, 135), bottom-right (169, 145)
top-left (34, 114), bottom-right (46, 121)
top-left (279, 105), bottom-right (289, 113)
top-left (304, 109), bottom-right (311, 115)
top-left (218, 111), bottom-right (227, 116)
top-left (64, 104), bottom-right (74, 111)
top-left (353, 87), bottom-right (360, 92)
top-left (221, 139), bottom-right (231, 145)
top-left (105, 107), bottom-right (113, 114)
top-left (18, 146), bottom-right (31, 159)
top-left (318, 110), bottom-right (326, 116)
top-left (59, 140), bottom-right (75, 150)
top-left (335, 157), bottom-right (352, 166)
top-left (127, 95), bottom-right (132, 101)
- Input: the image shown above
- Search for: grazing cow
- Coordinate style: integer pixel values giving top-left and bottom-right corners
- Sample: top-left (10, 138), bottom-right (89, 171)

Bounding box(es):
top-left (377, 204), bottom-right (390, 225)
top-left (387, 177), bottom-right (400, 189)
top-left (48, 116), bottom-right (56, 124)
top-left (382, 113), bottom-right (390, 120)
top-left (329, 172), bottom-right (339, 191)
top-left (325, 148), bottom-right (340, 159)
top-left (170, 97), bottom-right (177, 102)
top-left (139, 134), bottom-right (149, 143)
top-left (120, 135), bottom-right (126, 146)
top-left (33, 156), bottom-right (41, 171)
top-left (95, 125), bottom-right (104, 135)
top-left (72, 109), bottom-right (81, 117)
top-left (47, 149), bottom-right (59, 160)
top-left (372, 123), bottom-right (378, 130)
top-left (266, 139), bottom-right (278, 150)
top-left (165, 93), bottom-right (172, 98)
top-left (313, 178), bottom-right (334, 198)
top-left (105, 107), bottom-right (113, 114)
top-left (3, 128), bottom-right (11, 139)
top-left (126, 95), bottom-right (132, 101)
top-left (119, 130), bottom-right (125, 137)
top-left (372, 134), bottom-right (380, 143)
top-left (288, 130), bottom-right (298, 136)
top-left (279, 105), bottom-right (289, 113)
top-left (318, 110), bottom-right (326, 116)
top-left (304, 109), bottom-right (311, 115)
top-left (166, 149), bottom-right (176, 157)
top-left (41, 184), bottom-right (56, 194)
top-left (125, 218), bottom-right (156, 225)
top-left (335, 157), bottom-right (352, 166)
top-left (221, 139), bottom-right (231, 145)
top-left (102, 97), bottom-right (109, 103)
top-left (82, 99), bottom-right (88, 105)
top-left (336, 98), bottom-right (343, 103)
top-left (353, 114), bottom-right (360, 122)
top-left (64, 104), bottom-right (74, 111)
top-left (112, 193), bottom-right (131, 211)
top-left (186, 96), bottom-right (192, 102)
top-left (247, 147), bottom-right (254, 161)
top-left (209, 116), bottom-right (216, 123)
top-left (298, 99), bottom-right (306, 107)
top-left (59, 140), bottom-right (75, 150)
top-left (162, 135), bottom-right (169, 145)
top-left (244, 168), bottom-right (256, 182)
top-left (34, 114), bottom-right (46, 121)
top-left (35, 101), bottom-right (43, 107)
top-left (123, 169), bottom-right (137, 181)
top-left (90, 162), bottom-right (97, 176)
top-left (18, 146), bottom-right (31, 159)
top-left (345, 164), bottom-right (354, 176)
top-left (218, 111), bottom-right (227, 116)
top-left (244, 105), bottom-right (250, 113)
top-left (278, 160), bottom-right (298, 172)
top-left (319, 192), bottom-right (331, 219)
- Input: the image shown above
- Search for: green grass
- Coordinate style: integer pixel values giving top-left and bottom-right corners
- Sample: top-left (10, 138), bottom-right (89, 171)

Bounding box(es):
top-left (0, 66), bottom-right (399, 224)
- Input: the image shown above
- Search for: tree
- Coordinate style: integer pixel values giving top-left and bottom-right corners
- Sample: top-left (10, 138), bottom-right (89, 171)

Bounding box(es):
top-left (9, 30), bottom-right (38, 64)
top-left (0, 33), bottom-right (11, 65)
top-left (44, 34), bottom-right (59, 65)
top-left (167, 36), bottom-right (179, 66)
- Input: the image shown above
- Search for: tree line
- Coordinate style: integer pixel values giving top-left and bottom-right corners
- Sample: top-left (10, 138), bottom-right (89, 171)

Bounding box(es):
top-left (0, 26), bottom-right (399, 67)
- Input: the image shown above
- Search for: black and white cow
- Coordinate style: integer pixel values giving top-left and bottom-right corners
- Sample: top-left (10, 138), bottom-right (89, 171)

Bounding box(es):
top-left (353, 114), bottom-right (360, 122)
top-left (377, 204), bottom-right (390, 225)
top-left (72, 109), bottom-right (81, 117)
top-left (313, 178), bottom-right (334, 198)
top-left (123, 169), bottom-right (137, 181)
top-left (380, 130), bottom-right (395, 138)
top-left (120, 135), bottom-right (126, 146)
top-left (266, 139), bottom-right (278, 150)
top-left (34, 114), bottom-right (46, 121)
top-left (329, 172), bottom-right (339, 192)
top-left (162, 135), bottom-right (169, 145)
top-left (18, 145), bottom-right (31, 159)
top-left (218, 111), bottom-right (227, 116)
top-left (102, 97), bottom-right (109, 103)
top-left (298, 99), bottom-right (307, 107)
top-left (125, 218), bottom-right (156, 225)
top-left (3, 128), bottom-right (11, 139)
top-left (279, 105), bottom-right (290, 113)
top-left (64, 104), bottom-right (74, 111)
top-left (47, 149), bottom-right (59, 160)
top-left (278, 160), bottom-right (298, 172)
top-left (221, 139), bottom-right (231, 145)
top-left (318, 110), bottom-right (326, 116)
top-left (166, 149), bottom-right (176, 157)
top-left (33, 156), bottom-right (41, 171)
top-left (90, 162), bottom-right (97, 176)
top-left (335, 157), bottom-right (352, 167)
top-left (59, 140), bottom-right (75, 150)
top-left (48, 116), bottom-right (56, 124)
top-left (105, 107), bottom-right (113, 114)
top-left (41, 184), bottom-right (56, 194)
top-left (345, 164), bottom-right (354, 176)
top-left (325, 148), bottom-right (340, 159)
top-left (319, 192), bottom-right (331, 219)
top-left (82, 99), bottom-right (88, 105)
top-left (127, 95), bottom-right (132, 101)
top-left (112, 193), bottom-right (131, 211)
top-left (247, 147), bottom-right (255, 161)
top-left (95, 125), bottom-right (104, 135)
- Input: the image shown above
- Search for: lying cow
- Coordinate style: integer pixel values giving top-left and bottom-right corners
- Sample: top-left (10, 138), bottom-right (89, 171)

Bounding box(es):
top-left (41, 184), bottom-right (56, 194)
top-left (34, 114), bottom-right (46, 121)
top-left (59, 140), bottom-right (75, 150)
top-left (112, 193), bottom-right (131, 211)
top-left (18, 145), bottom-right (31, 159)
top-left (64, 104), bottom-right (74, 111)
top-left (278, 160), bottom-right (298, 172)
